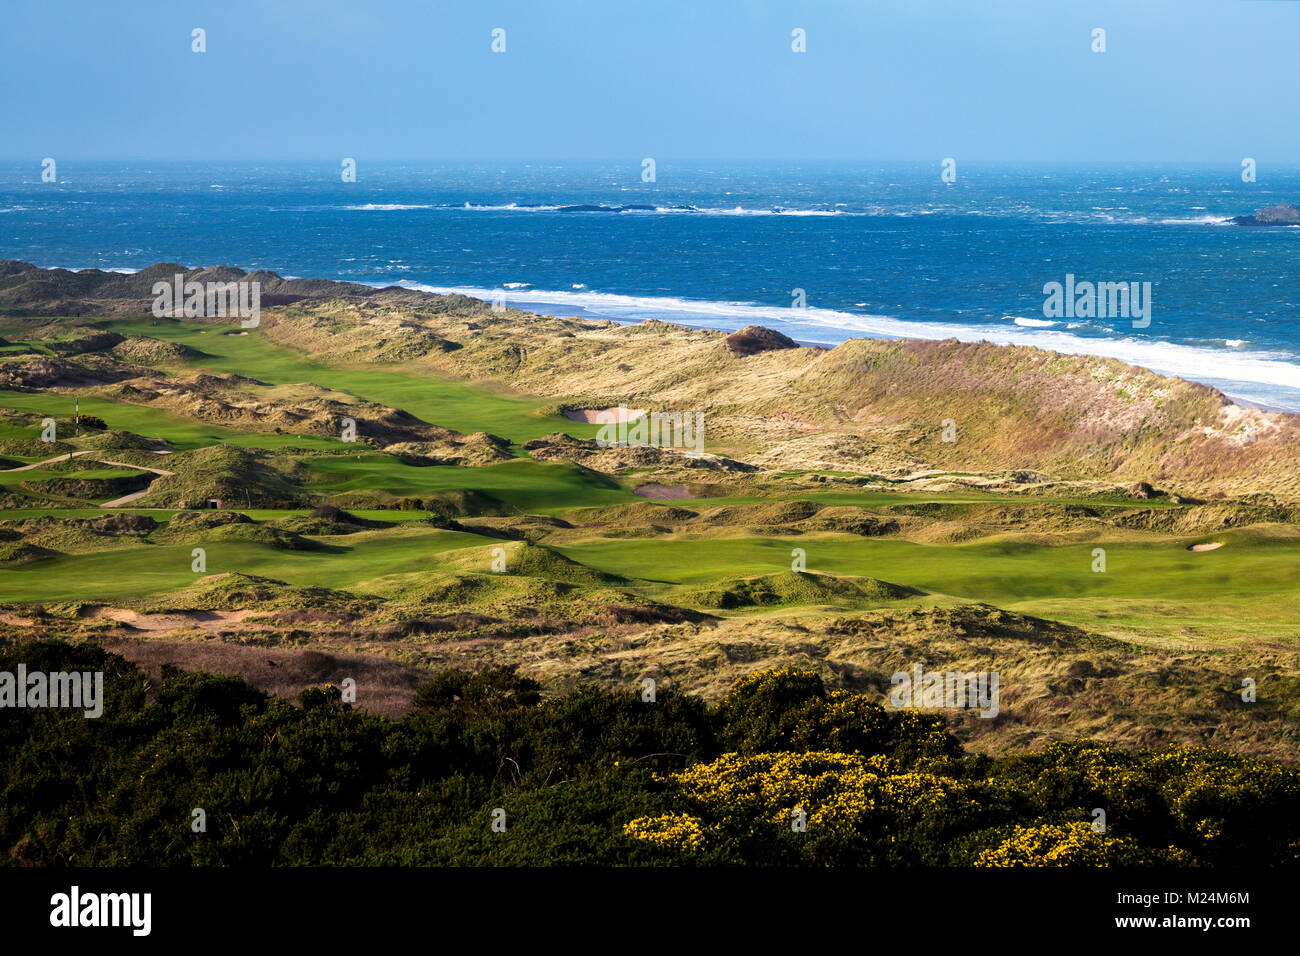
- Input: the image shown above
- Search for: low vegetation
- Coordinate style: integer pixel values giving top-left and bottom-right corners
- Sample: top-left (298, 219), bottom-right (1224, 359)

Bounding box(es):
top-left (1, 261), bottom-right (1298, 866)
top-left (3, 647), bottom-right (1296, 866)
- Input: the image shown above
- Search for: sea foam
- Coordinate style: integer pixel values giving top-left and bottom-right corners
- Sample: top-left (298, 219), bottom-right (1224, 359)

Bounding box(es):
top-left (388, 281), bottom-right (1300, 411)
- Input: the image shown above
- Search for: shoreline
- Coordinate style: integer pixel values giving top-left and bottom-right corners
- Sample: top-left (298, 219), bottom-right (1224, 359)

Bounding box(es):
top-left (29, 260), bottom-right (1300, 415)
top-left (397, 282), bottom-right (1300, 414)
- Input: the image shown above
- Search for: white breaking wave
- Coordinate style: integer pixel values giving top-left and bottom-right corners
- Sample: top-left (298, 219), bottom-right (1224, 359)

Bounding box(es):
top-left (15, 259), bottom-right (1296, 408)
top-left (460, 203), bottom-right (564, 211)
top-left (1155, 214), bottom-right (1232, 226)
top-left (337, 202), bottom-right (867, 216)
top-left (1011, 316), bottom-right (1058, 328)
top-left (697, 206), bottom-right (845, 216)
top-left (345, 203), bottom-right (438, 211)
top-left (390, 281), bottom-right (1300, 410)
top-left (327, 203), bottom-right (1239, 224)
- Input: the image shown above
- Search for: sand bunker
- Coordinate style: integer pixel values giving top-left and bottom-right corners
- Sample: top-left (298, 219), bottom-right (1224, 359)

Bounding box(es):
top-left (83, 606), bottom-right (259, 633)
top-left (1189, 541), bottom-right (1225, 552)
top-left (564, 406), bottom-right (646, 424)
top-left (634, 483), bottom-right (694, 499)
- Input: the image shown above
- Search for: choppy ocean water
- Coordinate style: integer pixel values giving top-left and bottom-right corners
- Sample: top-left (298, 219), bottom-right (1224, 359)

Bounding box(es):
top-left (2, 160), bottom-right (1298, 409)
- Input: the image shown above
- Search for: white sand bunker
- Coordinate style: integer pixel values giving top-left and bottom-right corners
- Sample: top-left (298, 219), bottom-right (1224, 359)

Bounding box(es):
top-left (1188, 541), bottom-right (1225, 552)
top-left (83, 606), bottom-right (258, 633)
top-left (634, 483), bottom-right (694, 499)
top-left (564, 406), bottom-right (645, 424)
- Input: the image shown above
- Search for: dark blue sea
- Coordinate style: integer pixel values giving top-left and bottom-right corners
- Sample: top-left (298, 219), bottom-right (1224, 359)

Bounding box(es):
top-left (2, 160), bottom-right (1298, 409)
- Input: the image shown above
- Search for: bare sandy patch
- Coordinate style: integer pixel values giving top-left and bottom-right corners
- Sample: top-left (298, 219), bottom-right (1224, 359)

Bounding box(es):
top-left (100, 637), bottom-right (426, 718)
top-left (1189, 541), bottom-right (1225, 552)
top-left (564, 406), bottom-right (646, 424)
top-left (1214, 402), bottom-right (1282, 445)
top-left (83, 606), bottom-right (260, 633)
top-left (634, 483), bottom-right (694, 499)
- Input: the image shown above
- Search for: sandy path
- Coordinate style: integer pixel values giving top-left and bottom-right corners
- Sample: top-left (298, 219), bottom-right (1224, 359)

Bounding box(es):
top-left (0, 449), bottom-right (173, 507)
top-left (1, 449), bottom-right (99, 471)
top-left (96, 459), bottom-right (174, 507)
top-left (2, 448), bottom-right (171, 473)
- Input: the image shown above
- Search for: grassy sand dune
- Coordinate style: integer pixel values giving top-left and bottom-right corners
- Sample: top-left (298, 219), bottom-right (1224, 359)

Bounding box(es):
top-left (1, 261), bottom-right (1298, 764)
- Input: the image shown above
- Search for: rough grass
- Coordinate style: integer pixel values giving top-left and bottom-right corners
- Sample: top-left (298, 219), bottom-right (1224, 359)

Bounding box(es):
top-left (677, 570), bottom-right (921, 610)
top-left (1, 280), bottom-right (1298, 763)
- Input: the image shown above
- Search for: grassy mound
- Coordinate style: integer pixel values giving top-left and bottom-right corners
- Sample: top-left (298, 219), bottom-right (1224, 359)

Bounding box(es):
top-left (140, 445), bottom-right (316, 508)
top-left (159, 514), bottom-right (326, 551)
top-left (700, 500), bottom-right (826, 529)
top-left (440, 541), bottom-right (628, 586)
top-left (67, 428), bottom-right (167, 451)
top-left (451, 514), bottom-right (572, 543)
top-left (800, 507), bottom-right (902, 536)
top-left (20, 473), bottom-right (150, 500)
top-left (383, 489), bottom-right (507, 517)
top-left (725, 325), bottom-right (800, 356)
top-left (681, 570), bottom-right (921, 610)
top-left (138, 572), bottom-right (367, 612)
top-left (384, 432), bottom-right (513, 466)
top-left (569, 502), bottom-right (699, 533)
top-left (0, 438), bottom-right (73, 458)
top-left (163, 510), bottom-right (252, 531)
top-left (0, 513), bottom-right (158, 553)
top-left (365, 570), bottom-right (709, 633)
top-left (0, 540), bottom-right (60, 565)
top-left (111, 335), bottom-right (209, 366)
top-left (267, 506), bottom-right (392, 536)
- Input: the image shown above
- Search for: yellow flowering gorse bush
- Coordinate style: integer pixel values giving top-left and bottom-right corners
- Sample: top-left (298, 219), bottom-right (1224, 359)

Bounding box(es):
top-left (624, 750), bottom-right (985, 854)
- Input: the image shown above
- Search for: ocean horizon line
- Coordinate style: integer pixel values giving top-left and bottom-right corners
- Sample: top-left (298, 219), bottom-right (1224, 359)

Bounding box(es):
top-left (7, 158), bottom-right (1300, 168)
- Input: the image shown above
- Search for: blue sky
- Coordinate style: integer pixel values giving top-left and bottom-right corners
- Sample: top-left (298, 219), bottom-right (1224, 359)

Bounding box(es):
top-left (3, 0), bottom-right (1299, 161)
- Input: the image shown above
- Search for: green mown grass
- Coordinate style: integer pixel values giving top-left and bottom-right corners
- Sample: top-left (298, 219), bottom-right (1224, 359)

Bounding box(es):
top-left (111, 319), bottom-right (599, 445)
top-left (0, 388), bottom-right (343, 452)
top-left (0, 508), bottom-right (443, 522)
top-left (304, 455), bottom-right (636, 513)
top-left (0, 467), bottom-right (143, 482)
top-left (550, 530), bottom-right (1300, 639)
top-left (0, 316), bottom-right (1293, 651)
top-left (0, 525), bottom-right (496, 602)
top-left (4, 519), bottom-right (1295, 645)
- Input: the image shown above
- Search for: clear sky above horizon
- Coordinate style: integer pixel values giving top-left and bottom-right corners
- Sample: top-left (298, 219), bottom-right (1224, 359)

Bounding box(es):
top-left (3, 0), bottom-right (1299, 163)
